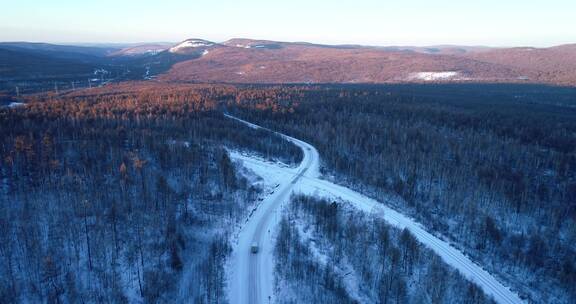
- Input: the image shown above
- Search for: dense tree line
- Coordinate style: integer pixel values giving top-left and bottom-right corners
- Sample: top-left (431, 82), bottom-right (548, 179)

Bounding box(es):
top-left (275, 195), bottom-right (495, 304)
top-left (0, 85), bottom-right (302, 303)
top-left (231, 84), bottom-right (576, 303)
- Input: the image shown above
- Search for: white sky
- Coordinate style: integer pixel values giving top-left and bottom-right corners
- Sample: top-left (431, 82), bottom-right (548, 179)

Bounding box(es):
top-left (1, 0), bottom-right (575, 47)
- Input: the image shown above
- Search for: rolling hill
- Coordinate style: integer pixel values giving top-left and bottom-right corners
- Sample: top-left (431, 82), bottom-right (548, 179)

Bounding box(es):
top-left (2, 39), bottom-right (576, 92)
top-left (159, 38), bottom-right (576, 86)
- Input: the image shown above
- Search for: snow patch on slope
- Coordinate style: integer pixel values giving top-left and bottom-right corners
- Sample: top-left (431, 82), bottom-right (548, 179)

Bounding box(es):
top-left (410, 71), bottom-right (460, 81)
top-left (233, 44), bottom-right (252, 49)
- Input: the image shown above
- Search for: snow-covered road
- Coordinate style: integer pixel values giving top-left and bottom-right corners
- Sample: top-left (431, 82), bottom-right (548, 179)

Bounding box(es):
top-left (226, 115), bottom-right (320, 304)
top-left (225, 115), bottom-right (523, 304)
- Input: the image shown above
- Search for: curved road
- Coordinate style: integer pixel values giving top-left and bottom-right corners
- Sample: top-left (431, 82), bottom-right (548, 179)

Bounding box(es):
top-left (226, 114), bottom-right (320, 304)
top-left (226, 114), bottom-right (523, 304)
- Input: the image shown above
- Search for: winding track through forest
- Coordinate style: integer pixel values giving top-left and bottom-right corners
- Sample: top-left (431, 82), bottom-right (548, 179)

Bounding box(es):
top-left (225, 114), bottom-right (523, 304)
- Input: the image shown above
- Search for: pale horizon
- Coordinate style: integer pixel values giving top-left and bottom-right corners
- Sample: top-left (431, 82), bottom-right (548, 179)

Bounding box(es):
top-left (2, 37), bottom-right (575, 49)
top-left (1, 0), bottom-right (575, 48)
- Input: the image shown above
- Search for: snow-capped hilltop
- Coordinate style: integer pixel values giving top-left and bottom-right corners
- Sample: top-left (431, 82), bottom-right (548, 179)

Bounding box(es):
top-left (169, 39), bottom-right (215, 53)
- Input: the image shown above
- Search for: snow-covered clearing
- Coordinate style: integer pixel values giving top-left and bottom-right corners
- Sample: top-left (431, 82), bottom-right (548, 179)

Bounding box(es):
top-left (1, 102), bottom-right (25, 109)
top-left (410, 71), bottom-right (460, 81)
top-left (8, 102), bottom-right (25, 108)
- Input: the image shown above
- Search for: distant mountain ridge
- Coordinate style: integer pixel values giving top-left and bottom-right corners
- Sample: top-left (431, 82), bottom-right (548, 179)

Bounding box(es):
top-left (0, 42), bottom-right (118, 57)
top-left (157, 38), bottom-right (576, 86)
top-left (1, 39), bottom-right (576, 87)
top-left (109, 43), bottom-right (172, 57)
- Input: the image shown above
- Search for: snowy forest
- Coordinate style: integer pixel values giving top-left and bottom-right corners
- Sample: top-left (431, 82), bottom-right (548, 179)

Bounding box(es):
top-left (0, 85), bottom-right (300, 303)
top-left (275, 195), bottom-right (495, 304)
top-left (230, 84), bottom-right (576, 303)
top-left (1, 82), bottom-right (575, 303)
